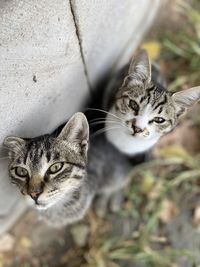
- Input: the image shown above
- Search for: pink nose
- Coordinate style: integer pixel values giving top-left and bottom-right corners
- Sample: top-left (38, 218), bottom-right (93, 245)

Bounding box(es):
top-left (28, 186), bottom-right (43, 201)
top-left (29, 191), bottom-right (41, 201)
top-left (133, 125), bottom-right (143, 134)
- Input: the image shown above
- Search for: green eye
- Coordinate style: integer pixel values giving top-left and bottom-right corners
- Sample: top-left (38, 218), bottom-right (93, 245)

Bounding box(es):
top-left (49, 162), bottom-right (64, 174)
top-left (153, 117), bottom-right (166, 123)
top-left (15, 167), bottom-right (28, 177)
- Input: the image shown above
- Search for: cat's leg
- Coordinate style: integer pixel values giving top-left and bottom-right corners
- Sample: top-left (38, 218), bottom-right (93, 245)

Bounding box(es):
top-left (94, 193), bottom-right (110, 218)
top-left (109, 190), bottom-right (124, 213)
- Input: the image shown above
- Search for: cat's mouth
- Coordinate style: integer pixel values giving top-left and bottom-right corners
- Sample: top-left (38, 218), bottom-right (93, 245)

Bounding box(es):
top-left (131, 123), bottom-right (150, 138)
top-left (132, 128), bottom-right (150, 138)
top-left (35, 201), bottom-right (54, 210)
top-left (35, 194), bottom-right (62, 209)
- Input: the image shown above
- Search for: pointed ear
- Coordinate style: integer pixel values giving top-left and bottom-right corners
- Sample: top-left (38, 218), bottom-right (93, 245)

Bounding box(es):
top-left (172, 86), bottom-right (200, 116)
top-left (126, 49), bottom-right (151, 87)
top-left (4, 136), bottom-right (25, 150)
top-left (58, 112), bottom-right (89, 155)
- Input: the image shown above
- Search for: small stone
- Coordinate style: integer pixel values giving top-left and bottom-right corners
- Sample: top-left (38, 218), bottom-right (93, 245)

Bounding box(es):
top-left (70, 224), bottom-right (90, 247)
top-left (19, 236), bottom-right (32, 249)
top-left (193, 205), bottom-right (200, 226)
top-left (159, 199), bottom-right (179, 223)
top-left (0, 233), bottom-right (15, 252)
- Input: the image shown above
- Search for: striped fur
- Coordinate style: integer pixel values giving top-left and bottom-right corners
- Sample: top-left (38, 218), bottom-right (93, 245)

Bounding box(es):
top-left (4, 112), bottom-right (132, 227)
top-left (4, 113), bottom-right (92, 227)
top-left (105, 50), bottom-right (200, 155)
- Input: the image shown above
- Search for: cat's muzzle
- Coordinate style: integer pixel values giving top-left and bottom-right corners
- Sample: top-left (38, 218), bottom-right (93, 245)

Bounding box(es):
top-left (132, 125), bottom-right (150, 137)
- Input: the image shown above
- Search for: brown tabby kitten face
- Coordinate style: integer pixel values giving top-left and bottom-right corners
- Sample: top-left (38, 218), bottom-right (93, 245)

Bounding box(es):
top-left (4, 113), bottom-right (89, 210)
top-left (106, 50), bottom-right (200, 155)
top-left (115, 81), bottom-right (178, 137)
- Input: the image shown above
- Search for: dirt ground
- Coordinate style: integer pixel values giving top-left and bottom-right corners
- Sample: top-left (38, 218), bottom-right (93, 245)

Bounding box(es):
top-left (1, 1), bottom-right (200, 267)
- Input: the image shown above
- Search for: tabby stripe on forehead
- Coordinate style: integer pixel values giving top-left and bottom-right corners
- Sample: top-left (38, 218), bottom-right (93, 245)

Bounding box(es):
top-left (158, 107), bottom-right (163, 114)
top-left (23, 150), bottom-right (29, 164)
top-left (153, 95), bottom-right (167, 110)
top-left (33, 150), bottom-right (40, 163)
top-left (140, 96), bottom-right (145, 103)
top-left (46, 151), bottom-right (51, 162)
top-left (147, 95), bottom-right (151, 105)
top-left (53, 152), bottom-right (60, 161)
top-left (39, 149), bottom-right (44, 158)
top-left (145, 86), bottom-right (155, 103)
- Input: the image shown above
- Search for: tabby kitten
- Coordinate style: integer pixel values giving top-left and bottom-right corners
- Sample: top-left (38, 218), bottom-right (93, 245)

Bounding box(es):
top-left (4, 112), bottom-right (131, 226)
top-left (104, 50), bottom-right (200, 155)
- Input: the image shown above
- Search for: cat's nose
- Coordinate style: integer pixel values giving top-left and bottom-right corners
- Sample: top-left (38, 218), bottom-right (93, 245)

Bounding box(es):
top-left (29, 187), bottom-right (43, 202)
top-left (133, 125), bottom-right (143, 134)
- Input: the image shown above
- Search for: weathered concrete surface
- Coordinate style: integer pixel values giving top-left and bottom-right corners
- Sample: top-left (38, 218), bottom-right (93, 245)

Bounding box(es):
top-left (0, 0), bottom-right (89, 235)
top-left (71, 0), bottom-right (161, 88)
top-left (0, 0), bottom-right (160, 234)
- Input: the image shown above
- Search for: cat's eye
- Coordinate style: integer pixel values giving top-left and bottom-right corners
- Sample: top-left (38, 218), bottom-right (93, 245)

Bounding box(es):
top-left (153, 117), bottom-right (166, 123)
top-left (129, 100), bottom-right (138, 110)
top-left (49, 162), bottom-right (64, 174)
top-left (15, 167), bottom-right (28, 177)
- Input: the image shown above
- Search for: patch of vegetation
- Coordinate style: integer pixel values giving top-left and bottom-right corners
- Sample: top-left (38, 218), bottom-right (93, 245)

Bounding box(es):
top-left (161, 0), bottom-right (200, 91)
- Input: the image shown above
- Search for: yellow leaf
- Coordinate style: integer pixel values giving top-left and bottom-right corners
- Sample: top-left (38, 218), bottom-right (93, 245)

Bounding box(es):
top-left (0, 254), bottom-right (4, 267)
top-left (159, 145), bottom-right (191, 160)
top-left (19, 237), bottom-right (32, 249)
top-left (141, 173), bottom-right (155, 194)
top-left (141, 42), bottom-right (161, 60)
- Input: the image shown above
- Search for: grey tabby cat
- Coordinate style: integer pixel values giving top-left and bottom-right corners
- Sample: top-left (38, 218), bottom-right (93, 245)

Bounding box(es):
top-left (104, 50), bottom-right (200, 155)
top-left (4, 112), bottom-right (131, 227)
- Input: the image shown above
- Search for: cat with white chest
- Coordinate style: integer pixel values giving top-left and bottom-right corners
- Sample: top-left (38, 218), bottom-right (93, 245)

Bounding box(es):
top-left (104, 50), bottom-right (200, 155)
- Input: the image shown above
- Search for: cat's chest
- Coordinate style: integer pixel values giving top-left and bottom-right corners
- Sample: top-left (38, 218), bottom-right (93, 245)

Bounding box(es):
top-left (106, 129), bottom-right (159, 155)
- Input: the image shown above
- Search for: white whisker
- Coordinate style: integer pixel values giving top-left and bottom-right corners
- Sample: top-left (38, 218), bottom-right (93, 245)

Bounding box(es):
top-left (90, 120), bottom-right (123, 127)
top-left (91, 126), bottom-right (124, 138)
top-left (89, 117), bottom-right (109, 123)
top-left (85, 108), bottom-right (123, 122)
top-left (0, 156), bottom-right (9, 160)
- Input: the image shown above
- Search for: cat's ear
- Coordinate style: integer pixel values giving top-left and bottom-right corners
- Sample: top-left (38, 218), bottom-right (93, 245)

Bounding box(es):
top-left (172, 86), bottom-right (200, 116)
top-left (4, 136), bottom-right (25, 150)
top-left (126, 49), bottom-right (151, 87)
top-left (58, 112), bottom-right (89, 154)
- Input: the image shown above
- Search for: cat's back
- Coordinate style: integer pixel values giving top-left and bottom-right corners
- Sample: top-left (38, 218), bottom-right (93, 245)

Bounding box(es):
top-left (87, 134), bottom-right (131, 192)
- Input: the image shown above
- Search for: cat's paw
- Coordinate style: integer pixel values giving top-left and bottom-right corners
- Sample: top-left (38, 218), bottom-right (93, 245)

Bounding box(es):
top-left (93, 195), bottom-right (109, 218)
top-left (109, 192), bottom-right (123, 213)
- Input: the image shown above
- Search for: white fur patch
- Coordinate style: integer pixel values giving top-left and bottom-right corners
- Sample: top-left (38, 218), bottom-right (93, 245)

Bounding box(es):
top-left (105, 105), bottom-right (161, 155)
top-left (106, 127), bottom-right (159, 155)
